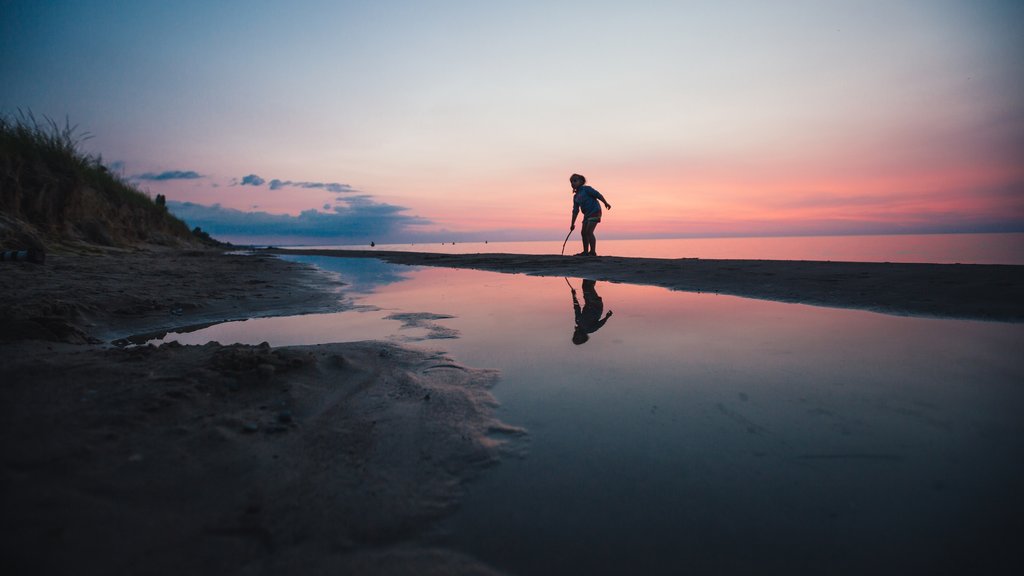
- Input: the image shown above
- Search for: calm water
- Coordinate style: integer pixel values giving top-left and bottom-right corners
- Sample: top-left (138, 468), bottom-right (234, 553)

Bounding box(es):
top-left (144, 255), bottom-right (1024, 574)
top-left (287, 232), bottom-right (1024, 265)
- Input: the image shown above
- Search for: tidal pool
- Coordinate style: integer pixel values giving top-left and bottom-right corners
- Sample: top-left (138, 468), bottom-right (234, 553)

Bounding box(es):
top-left (147, 255), bottom-right (1024, 574)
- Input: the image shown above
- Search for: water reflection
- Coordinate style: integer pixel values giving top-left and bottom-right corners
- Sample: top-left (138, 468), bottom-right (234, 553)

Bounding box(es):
top-left (281, 254), bottom-right (417, 293)
top-left (568, 278), bottom-right (613, 345)
top-left (123, 257), bottom-right (1024, 573)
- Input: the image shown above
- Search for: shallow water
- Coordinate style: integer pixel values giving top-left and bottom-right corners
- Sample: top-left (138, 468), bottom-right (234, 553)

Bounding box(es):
top-left (146, 255), bottom-right (1024, 574)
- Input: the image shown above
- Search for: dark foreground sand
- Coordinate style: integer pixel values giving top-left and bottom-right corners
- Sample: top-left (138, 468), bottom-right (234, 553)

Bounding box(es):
top-left (271, 249), bottom-right (1024, 322)
top-left (0, 248), bottom-right (518, 575)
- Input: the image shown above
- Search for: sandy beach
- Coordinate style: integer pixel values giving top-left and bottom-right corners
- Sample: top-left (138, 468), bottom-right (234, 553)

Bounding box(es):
top-left (0, 248), bottom-right (518, 575)
top-left (5, 2), bottom-right (1022, 569)
top-left (2, 247), bottom-right (1021, 574)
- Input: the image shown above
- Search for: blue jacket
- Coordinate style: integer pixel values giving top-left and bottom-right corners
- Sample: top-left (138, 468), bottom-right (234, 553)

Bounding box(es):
top-left (572, 185), bottom-right (607, 219)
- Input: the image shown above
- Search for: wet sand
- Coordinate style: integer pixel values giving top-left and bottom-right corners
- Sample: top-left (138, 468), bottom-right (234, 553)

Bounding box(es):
top-left (0, 248), bottom-right (517, 575)
top-left (270, 249), bottom-right (1024, 322)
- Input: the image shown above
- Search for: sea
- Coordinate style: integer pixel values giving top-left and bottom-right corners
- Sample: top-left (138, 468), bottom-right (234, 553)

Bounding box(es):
top-left (285, 232), bottom-right (1024, 265)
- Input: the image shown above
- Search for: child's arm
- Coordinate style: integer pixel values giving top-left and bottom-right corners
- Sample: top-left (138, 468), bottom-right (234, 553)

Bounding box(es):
top-left (589, 187), bottom-right (612, 210)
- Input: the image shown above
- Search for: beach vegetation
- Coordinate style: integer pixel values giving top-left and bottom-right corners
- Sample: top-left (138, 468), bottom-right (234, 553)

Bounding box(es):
top-left (191, 226), bottom-right (215, 243)
top-left (0, 110), bottom-right (219, 249)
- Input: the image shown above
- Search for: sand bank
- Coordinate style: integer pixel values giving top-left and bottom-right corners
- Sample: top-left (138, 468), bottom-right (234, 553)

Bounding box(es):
top-left (0, 248), bottom-right (350, 344)
top-left (271, 249), bottom-right (1024, 322)
top-left (0, 248), bottom-right (517, 574)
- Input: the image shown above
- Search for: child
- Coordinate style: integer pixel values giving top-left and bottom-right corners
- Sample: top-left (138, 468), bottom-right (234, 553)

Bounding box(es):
top-left (569, 173), bottom-right (612, 256)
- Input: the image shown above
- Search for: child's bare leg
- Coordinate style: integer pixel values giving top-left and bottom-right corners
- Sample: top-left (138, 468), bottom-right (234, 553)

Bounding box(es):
top-left (583, 221), bottom-right (599, 254)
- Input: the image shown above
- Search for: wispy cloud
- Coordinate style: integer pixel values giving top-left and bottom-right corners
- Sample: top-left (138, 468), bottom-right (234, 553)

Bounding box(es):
top-left (133, 170), bottom-right (202, 181)
top-left (270, 179), bottom-right (355, 193)
top-left (238, 173), bottom-right (354, 193)
top-left (167, 196), bottom-right (429, 243)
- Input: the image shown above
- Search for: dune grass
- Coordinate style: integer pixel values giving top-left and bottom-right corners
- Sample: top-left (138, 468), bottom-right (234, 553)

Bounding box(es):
top-left (1, 110), bottom-right (206, 244)
top-left (0, 110), bottom-right (157, 209)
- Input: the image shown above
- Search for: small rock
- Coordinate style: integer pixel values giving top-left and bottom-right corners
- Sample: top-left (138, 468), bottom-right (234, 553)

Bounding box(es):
top-left (242, 422), bottom-right (259, 433)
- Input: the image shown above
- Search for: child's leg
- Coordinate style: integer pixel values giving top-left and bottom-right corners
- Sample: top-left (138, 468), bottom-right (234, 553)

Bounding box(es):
top-left (583, 221), bottom-right (598, 254)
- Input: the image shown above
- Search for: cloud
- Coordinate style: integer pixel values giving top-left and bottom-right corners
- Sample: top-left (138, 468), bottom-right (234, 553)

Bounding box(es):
top-left (323, 183), bottom-right (354, 193)
top-left (267, 178), bottom-right (355, 193)
top-left (237, 173), bottom-right (356, 193)
top-left (166, 196), bottom-right (429, 244)
top-left (134, 170), bottom-right (202, 181)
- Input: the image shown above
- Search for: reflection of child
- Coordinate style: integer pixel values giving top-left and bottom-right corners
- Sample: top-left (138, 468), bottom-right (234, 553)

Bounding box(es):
top-left (571, 279), bottom-right (613, 345)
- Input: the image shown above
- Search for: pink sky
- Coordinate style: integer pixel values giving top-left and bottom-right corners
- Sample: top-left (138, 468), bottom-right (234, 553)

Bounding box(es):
top-left (5, 1), bottom-right (1021, 243)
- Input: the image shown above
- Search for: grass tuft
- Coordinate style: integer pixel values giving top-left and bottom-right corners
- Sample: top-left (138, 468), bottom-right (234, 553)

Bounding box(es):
top-left (1, 110), bottom-right (216, 246)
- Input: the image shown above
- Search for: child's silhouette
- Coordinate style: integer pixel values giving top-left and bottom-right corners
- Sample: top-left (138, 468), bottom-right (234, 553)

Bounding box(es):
top-left (570, 278), bottom-right (613, 345)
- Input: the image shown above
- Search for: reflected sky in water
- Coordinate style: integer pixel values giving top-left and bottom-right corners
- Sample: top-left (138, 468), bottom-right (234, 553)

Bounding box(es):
top-left (148, 256), bottom-right (1024, 574)
top-left (283, 253), bottom-right (420, 293)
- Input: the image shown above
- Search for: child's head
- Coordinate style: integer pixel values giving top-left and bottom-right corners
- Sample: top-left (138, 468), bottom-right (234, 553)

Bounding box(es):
top-left (569, 173), bottom-right (586, 189)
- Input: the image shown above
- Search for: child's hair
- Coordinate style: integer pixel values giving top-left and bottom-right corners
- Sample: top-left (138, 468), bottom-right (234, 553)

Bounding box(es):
top-left (570, 173), bottom-right (586, 185)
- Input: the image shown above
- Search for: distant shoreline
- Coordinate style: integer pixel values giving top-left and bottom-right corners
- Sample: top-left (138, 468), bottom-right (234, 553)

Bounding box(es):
top-left (268, 248), bottom-right (1024, 322)
top-left (270, 232), bottom-right (1024, 266)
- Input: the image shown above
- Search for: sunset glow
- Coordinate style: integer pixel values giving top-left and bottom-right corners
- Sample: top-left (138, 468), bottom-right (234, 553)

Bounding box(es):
top-left (3, 0), bottom-right (1021, 244)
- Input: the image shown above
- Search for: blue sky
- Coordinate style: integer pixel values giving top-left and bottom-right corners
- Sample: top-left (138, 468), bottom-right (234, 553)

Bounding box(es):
top-left (3, 0), bottom-right (1022, 244)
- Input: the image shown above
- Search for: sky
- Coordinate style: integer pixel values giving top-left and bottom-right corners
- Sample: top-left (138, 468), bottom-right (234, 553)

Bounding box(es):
top-left (2, 0), bottom-right (1022, 244)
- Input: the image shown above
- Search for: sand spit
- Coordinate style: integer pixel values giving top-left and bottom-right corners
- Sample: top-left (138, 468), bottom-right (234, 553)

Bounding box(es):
top-left (0, 248), bottom-right (349, 344)
top-left (271, 249), bottom-right (1024, 322)
top-left (0, 248), bottom-right (519, 575)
